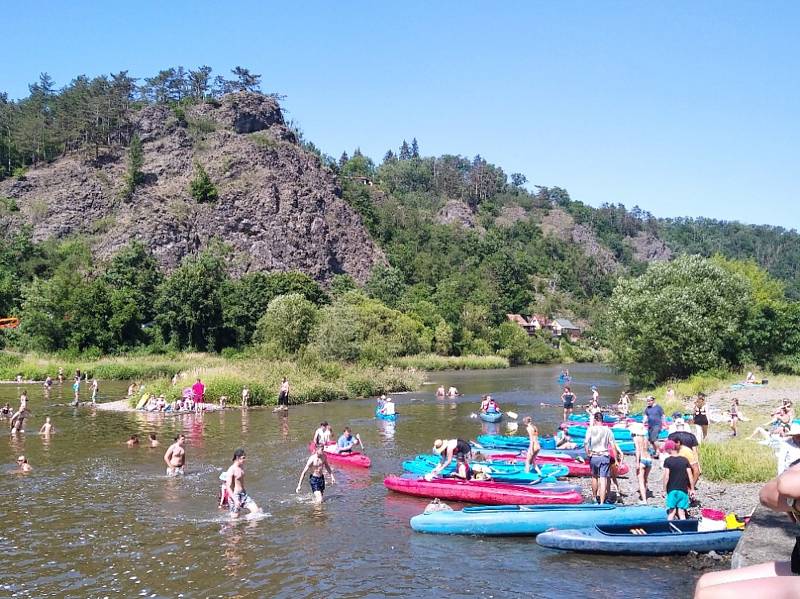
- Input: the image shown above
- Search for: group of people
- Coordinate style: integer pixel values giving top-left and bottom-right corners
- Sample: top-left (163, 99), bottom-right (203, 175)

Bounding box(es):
top-left (435, 385), bottom-right (460, 398)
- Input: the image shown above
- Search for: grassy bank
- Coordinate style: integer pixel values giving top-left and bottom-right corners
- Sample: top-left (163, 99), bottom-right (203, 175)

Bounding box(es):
top-left (0, 350), bottom-right (424, 406)
top-left (390, 354), bottom-right (509, 371)
top-left (700, 440), bottom-right (776, 483)
top-left (629, 370), bottom-right (743, 416)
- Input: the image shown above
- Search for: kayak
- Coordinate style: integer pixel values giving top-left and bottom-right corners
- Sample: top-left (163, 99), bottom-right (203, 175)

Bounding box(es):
top-left (477, 434), bottom-right (583, 451)
top-left (410, 504), bottom-right (667, 536)
top-left (536, 519), bottom-right (743, 554)
top-left (400, 461), bottom-right (581, 493)
top-left (568, 425), bottom-right (666, 443)
top-left (479, 411), bottom-right (503, 423)
top-left (485, 453), bottom-right (630, 477)
top-left (383, 476), bottom-right (584, 505)
top-left (375, 407), bottom-right (397, 421)
top-left (402, 456), bottom-right (571, 483)
top-left (307, 442), bottom-right (371, 468)
top-left (568, 413), bottom-right (619, 424)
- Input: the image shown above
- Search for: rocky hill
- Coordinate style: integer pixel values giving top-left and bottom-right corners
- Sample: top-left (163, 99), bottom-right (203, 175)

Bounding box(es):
top-left (0, 92), bottom-right (384, 283)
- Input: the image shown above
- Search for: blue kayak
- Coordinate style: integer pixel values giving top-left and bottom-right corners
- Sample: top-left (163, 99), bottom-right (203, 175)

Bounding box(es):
top-left (567, 425), bottom-right (667, 442)
top-left (408, 454), bottom-right (570, 477)
top-left (479, 411), bottom-right (503, 423)
top-left (410, 504), bottom-right (667, 536)
top-left (476, 434), bottom-right (584, 451)
top-left (375, 407), bottom-right (397, 421)
top-left (568, 413), bottom-right (619, 424)
top-left (536, 519), bottom-right (743, 555)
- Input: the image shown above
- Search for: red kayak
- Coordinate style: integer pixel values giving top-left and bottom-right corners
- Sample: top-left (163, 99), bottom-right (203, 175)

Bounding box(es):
top-left (383, 476), bottom-right (583, 505)
top-left (485, 453), bottom-right (629, 477)
top-left (307, 442), bottom-right (371, 468)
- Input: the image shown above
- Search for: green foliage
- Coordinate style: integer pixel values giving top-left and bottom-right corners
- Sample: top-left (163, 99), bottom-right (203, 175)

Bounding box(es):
top-left (0, 196), bottom-right (19, 212)
top-left (12, 166), bottom-right (27, 180)
top-left (154, 248), bottom-right (229, 350)
top-left (122, 134), bottom-right (144, 199)
top-left (699, 440), bottom-right (775, 483)
top-left (365, 264), bottom-right (405, 308)
top-left (605, 256), bottom-right (753, 385)
top-left (255, 293), bottom-right (319, 354)
top-left (391, 354), bottom-right (509, 370)
top-left (189, 162), bottom-right (218, 203)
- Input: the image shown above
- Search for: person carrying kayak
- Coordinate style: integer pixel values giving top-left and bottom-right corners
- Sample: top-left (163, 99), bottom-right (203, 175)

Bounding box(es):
top-left (428, 438), bottom-right (472, 479)
top-left (561, 386), bottom-right (576, 421)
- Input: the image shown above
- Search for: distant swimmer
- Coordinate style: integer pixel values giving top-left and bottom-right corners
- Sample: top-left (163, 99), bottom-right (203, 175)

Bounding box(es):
top-left (164, 434), bottom-right (186, 476)
top-left (126, 434), bottom-right (140, 447)
top-left (14, 455), bottom-right (32, 473)
top-left (435, 385), bottom-right (446, 398)
top-left (297, 444), bottom-right (336, 503)
top-left (225, 448), bottom-right (261, 518)
top-left (39, 417), bottom-right (54, 435)
top-left (148, 432), bottom-right (160, 448)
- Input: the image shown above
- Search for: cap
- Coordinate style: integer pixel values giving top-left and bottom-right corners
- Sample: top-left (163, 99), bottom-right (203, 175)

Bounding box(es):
top-left (663, 440), bottom-right (677, 451)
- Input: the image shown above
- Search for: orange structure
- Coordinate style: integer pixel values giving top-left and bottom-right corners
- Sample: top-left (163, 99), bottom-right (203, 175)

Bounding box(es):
top-left (0, 317), bottom-right (20, 329)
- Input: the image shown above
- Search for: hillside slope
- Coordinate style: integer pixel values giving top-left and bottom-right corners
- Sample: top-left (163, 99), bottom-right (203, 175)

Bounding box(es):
top-left (0, 92), bottom-right (383, 283)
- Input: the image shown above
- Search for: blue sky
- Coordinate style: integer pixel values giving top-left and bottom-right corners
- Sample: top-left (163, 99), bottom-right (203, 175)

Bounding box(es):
top-left (4, 1), bottom-right (798, 228)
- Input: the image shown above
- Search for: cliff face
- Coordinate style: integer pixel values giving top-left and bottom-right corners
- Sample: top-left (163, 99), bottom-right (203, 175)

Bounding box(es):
top-left (0, 92), bottom-right (384, 283)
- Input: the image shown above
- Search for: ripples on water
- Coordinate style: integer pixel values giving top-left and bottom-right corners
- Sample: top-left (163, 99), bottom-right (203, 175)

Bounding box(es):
top-left (0, 365), bottom-right (699, 598)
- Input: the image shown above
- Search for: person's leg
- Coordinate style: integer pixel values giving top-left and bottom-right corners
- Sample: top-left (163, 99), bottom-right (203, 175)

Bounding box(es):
top-left (637, 465), bottom-right (647, 502)
top-left (591, 474), bottom-right (599, 502)
top-left (313, 491), bottom-right (323, 503)
top-left (696, 576), bottom-right (800, 599)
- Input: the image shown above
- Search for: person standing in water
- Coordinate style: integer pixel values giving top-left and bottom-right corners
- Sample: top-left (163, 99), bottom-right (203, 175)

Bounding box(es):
top-left (225, 448), bottom-right (261, 518)
top-left (90, 378), bottom-right (99, 404)
top-left (297, 444), bottom-right (336, 503)
top-left (278, 377), bottom-right (290, 409)
top-left (39, 417), bottom-right (54, 435)
top-left (71, 379), bottom-right (80, 405)
top-left (241, 386), bottom-right (250, 408)
top-left (561, 386), bottom-right (576, 421)
top-left (57, 367), bottom-right (64, 383)
top-left (164, 434), bottom-right (186, 476)
top-left (523, 416), bottom-right (542, 475)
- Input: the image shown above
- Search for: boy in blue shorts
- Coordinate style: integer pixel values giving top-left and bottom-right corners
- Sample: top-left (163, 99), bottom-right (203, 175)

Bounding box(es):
top-left (662, 439), bottom-right (694, 520)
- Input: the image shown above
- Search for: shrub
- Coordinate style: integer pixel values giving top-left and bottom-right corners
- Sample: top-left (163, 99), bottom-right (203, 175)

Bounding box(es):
top-left (189, 162), bottom-right (218, 203)
top-left (255, 293), bottom-right (319, 353)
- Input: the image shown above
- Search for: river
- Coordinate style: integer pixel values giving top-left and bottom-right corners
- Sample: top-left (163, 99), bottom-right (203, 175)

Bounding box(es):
top-left (0, 363), bottom-right (700, 598)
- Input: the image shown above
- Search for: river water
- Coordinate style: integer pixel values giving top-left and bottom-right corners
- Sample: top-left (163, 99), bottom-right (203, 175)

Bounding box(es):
top-left (0, 363), bottom-right (700, 598)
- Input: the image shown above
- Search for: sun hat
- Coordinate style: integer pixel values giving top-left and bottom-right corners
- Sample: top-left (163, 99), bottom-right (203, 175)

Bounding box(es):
top-left (433, 439), bottom-right (445, 453)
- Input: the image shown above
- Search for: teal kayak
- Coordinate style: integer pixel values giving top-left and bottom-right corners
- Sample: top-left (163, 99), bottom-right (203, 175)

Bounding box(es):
top-left (567, 425), bottom-right (666, 443)
top-left (536, 519), bottom-right (743, 554)
top-left (410, 504), bottom-right (667, 536)
top-left (476, 434), bottom-right (635, 454)
top-left (479, 411), bottom-right (503, 423)
top-left (375, 406), bottom-right (397, 421)
top-left (402, 456), bottom-right (571, 484)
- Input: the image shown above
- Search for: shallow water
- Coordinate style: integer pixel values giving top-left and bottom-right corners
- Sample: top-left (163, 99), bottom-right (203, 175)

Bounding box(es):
top-left (0, 364), bottom-right (700, 598)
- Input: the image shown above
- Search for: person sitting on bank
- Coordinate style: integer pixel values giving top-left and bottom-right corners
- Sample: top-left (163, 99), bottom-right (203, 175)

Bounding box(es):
top-left (428, 438), bottom-right (472, 479)
top-left (336, 427), bottom-right (363, 453)
top-left (745, 371), bottom-right (757, 384)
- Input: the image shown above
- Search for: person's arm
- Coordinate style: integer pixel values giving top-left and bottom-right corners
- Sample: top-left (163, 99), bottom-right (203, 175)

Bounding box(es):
top-left (324, 456), bottom-right (335, 483)
top-left (296, 457), bottom-right (312, 492)
top-left (663, 463), bottom-right (670, 493)
top-left (434, 448), bottom-right (455, 475)
top-left (355, 433), bottom-right (364, 449)
top-left (687, 466), bottom-right (695, 495)
top-left (164, 446), bottom-right (173, 467)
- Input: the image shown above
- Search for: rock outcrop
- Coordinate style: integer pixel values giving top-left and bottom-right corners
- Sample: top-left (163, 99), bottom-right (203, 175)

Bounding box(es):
top-left (0, 92), bottom-right (384, 283)
top-left (538, 208), bottom-right (621, 274)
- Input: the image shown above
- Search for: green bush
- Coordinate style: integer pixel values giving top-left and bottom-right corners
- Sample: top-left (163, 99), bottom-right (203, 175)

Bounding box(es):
top-left (189, 162), bottom-right (218, 203)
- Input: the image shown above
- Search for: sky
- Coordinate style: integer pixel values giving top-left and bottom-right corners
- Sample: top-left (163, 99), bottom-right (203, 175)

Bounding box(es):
top-left (3, 1), bottom-right (799, 229)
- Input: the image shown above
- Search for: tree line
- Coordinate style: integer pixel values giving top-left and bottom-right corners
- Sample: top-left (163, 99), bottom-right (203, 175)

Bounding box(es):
top-left (0, 66), bottom-right (263, 176)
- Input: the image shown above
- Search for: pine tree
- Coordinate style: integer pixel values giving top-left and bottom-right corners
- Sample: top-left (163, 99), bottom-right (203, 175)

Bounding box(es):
top-left (230, 67), bottom-right (262, 93)
top-left (189, 162), bottom-right (218, 203)
top-left (411, 138), bottom-right (419, 158)
top-left (399, 140), bottom-right (411, 160)
top-left (383, 150), bottom-right (396, 163)
top-left (122, 133), bottom-right (144, 199)
top-left (339, 151), bottom-right (349, 168)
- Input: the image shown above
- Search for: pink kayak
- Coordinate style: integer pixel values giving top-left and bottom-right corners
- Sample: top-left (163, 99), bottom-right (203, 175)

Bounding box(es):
top-left (383, 476), bottom-right (583, 505)
top-left (485, 453), bottom-right (630, 477)
top-left (307, 442), bottom-right (371, 468)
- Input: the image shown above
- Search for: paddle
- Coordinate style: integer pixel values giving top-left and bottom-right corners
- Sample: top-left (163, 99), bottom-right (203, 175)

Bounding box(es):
top-left (668, 522), bottom-right (684, 534)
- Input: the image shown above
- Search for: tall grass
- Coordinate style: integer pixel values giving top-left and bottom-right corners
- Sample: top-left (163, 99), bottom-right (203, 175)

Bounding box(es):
top-left (137, 359), bottom-right (423, 407)
top-left (699, 440), bottom-right (776, 483)
top-left (390, 354), bottom-right (509, 371)
top-left (629, 369), bottom-right (741, 416)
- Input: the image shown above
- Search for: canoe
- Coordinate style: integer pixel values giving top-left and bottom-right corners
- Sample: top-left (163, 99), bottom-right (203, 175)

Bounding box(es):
top-left (410, 504), bottom-right (667, 536)
top-left (568, 413), bottom-right (619, 424)
top-left (485, 453), bottom-right (630, 477)
top-left (401, 461), bottom-right (581, 493)
top-left (536, 519), bottom-right (743, 554)
top-left (476, 434), bottom-right (635, 455)
top-left (307, 442), bottom-right (371, 468)
top-left (567, 425), bottom-right (667, 442)
top-left (479, 411), bottom-right (503, 423)
top-left (375, 407), bottom-right (397, 421)
top-left (402, 456), bottom-right (571, 483)
top-left (383, 476), bottom-right (584, 505)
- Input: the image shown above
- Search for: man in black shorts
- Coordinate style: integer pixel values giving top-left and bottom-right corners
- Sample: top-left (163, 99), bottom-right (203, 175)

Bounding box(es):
top-left (561, 386), bottom-right (576, 421)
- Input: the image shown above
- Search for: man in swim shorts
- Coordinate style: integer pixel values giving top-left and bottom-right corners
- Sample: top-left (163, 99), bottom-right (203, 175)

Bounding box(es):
top-left (296, 444), bottom-right (336, 503)
top-left (164, 433), bottom-right (186, 476)
top-left (225, 448), bottom-right (260, 517)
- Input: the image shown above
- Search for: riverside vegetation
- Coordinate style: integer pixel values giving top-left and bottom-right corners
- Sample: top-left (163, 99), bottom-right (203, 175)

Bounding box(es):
top-left (3, 66), bottom-right (800, 409)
